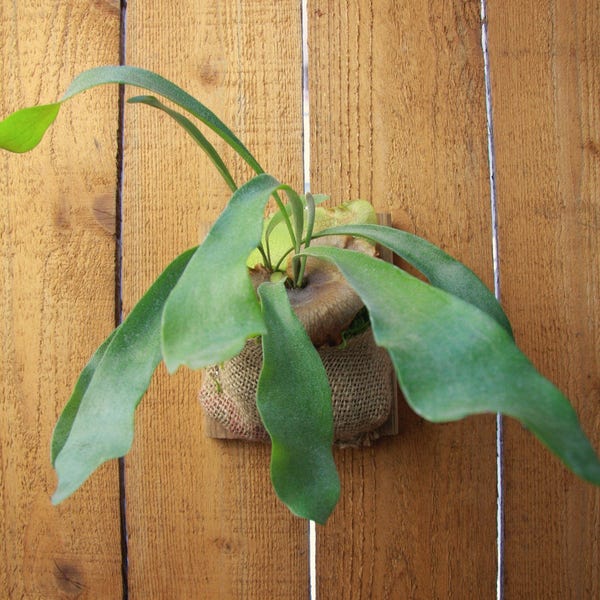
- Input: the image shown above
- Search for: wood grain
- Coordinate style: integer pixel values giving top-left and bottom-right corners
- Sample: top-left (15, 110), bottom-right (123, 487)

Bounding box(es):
top-left (0, 0), bottom-right (123, 597)
top-left (122, 1), bottom-right (307, 597)
top-left (487, 2), bottom-right (600, 597)
top-left (308, 1), bottom-right (498, 597)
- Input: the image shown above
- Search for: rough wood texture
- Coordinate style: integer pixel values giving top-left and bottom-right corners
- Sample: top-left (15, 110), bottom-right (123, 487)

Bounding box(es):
top-left (122, 1), bottom-right (307, 597)
top-left (0, 0), bottom-right (123, 597)
top-left (487, 2), bottom-right (600, 598)
top-left (309, 1), bottom-right (498, 597)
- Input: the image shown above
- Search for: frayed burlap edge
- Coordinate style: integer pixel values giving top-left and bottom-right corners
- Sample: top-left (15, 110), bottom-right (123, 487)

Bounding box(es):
top-left (199, 328), bottom-right (394, 445)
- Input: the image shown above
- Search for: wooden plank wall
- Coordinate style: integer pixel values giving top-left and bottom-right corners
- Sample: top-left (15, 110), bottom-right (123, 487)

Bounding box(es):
top-left (488, 3), bottom-right (600, 598)
top-left (308, 2), bottom-right (498, 597)
top-left (1, 1), bottom-right (123, 597)
top-left (121, 2), bottom-right (307, 597)
top-left (1, 1), bottom-right (598, 598)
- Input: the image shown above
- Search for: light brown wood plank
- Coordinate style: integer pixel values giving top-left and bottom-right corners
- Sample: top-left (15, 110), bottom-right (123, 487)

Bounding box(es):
top-left (309, 1), bottom-right (498, 597)
top-left (0, 0), bottom-right (123, 597)
top-left (122, 1), bottom-right (307, 597)
top-left (487, 2), bottom-right (600, 597)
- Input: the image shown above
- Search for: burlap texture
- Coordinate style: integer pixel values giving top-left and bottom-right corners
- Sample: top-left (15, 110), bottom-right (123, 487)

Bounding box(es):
top-left (199, 328), bottom-right (394, 443)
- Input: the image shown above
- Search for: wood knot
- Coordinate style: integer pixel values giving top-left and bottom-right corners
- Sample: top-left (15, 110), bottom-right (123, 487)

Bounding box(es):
top-left (584, 139), bottom-right (600, 158)
top-left (212, 536), bottom-right (235, 554)
top-left (198, 60), bottom-right (224, 88)
top-left (54, 560), bottom-right (85, 595)
top-left (92, 0), bottom-right (120, 16)
top-left (93, 194), bottom-right (116, 234)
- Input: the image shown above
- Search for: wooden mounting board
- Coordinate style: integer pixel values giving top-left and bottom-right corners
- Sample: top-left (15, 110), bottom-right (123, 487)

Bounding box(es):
top-left (204, 212), bottom-right (399, 442)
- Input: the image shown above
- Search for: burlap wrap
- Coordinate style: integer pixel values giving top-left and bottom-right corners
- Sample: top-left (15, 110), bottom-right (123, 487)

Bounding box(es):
top-left (199, 328), bottom-right (394, 444)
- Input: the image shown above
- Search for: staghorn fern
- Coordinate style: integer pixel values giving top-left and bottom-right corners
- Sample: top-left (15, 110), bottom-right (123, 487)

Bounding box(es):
top-left (1, 66), bottom-right (599, 523)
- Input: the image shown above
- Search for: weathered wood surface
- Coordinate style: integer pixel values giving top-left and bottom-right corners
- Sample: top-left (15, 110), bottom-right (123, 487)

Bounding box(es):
top-left (308, 1), bottom-right (498, 597)
top-left (0, 0), bottom-right (123, 597)
top-left (488, 2), bottom-right (600, 598)
top-left (1, 0), bottom-right (599, 598)
top-left (122, 1), bottom-right (308, 597)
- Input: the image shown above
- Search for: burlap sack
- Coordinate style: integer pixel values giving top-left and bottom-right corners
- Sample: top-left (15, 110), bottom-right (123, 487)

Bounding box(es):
top-left (199, 328), bottom-right (395, 444)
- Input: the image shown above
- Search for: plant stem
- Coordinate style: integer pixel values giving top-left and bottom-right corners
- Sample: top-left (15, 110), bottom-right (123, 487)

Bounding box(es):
top-left (256, 244), bottom-right (271, 270)
top-left (294, 193), bottom-right (315, 286)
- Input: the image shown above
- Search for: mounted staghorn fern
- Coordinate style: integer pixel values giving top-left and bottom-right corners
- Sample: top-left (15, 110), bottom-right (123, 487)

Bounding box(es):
top-left (1, 66), bottom-right (599, 524)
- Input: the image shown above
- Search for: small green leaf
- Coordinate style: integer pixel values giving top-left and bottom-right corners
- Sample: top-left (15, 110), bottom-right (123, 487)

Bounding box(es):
top-left (304, 193), bottom-right (316, 246)
top-left (161, 174), bottom-right (286, 372)
top-left (257, 282), bottom-right (340, 524)
top-left (264, 192), bottom-right (326, 247)
top-left (313, 223), bottom-right (512, 336)
top-left (51, 246), bottom-right (197, 504)
top-left (294, 193), bottom-right (316, 286)
top-left (301, 246), bottom-right (600, 486)
top-left (266, 187), bottom-right (300, 270)
top-left (0, 103), bottom-right (60, 152)
top-left (285, 187), bottom-right (304, 252)
top-left (247, 208), bottom-right (294, 270)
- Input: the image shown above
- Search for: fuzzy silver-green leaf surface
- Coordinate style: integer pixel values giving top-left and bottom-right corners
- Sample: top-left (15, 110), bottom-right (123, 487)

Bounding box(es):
top-left (161, 174), bottom-right (285, 371)
top-left (314, 223), bottom-right (511, 336)
top-left (51, 246), bottom-right (197, 503)
top-left (301, 246), bottom-right (600, 486)
top-left (257, 282), bottom-right (340, 524)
